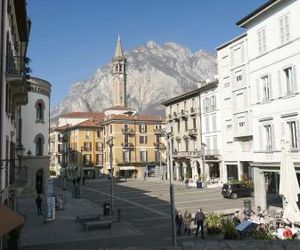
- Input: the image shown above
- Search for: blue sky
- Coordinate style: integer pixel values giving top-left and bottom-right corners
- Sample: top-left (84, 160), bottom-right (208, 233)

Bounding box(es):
top-left (27, 0), bottom-right (266, 107)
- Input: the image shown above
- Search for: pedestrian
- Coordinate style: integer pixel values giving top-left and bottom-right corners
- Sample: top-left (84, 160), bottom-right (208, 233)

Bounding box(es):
top-left (183, 210), bottom-right (192, 235)
top-left (144, 171), bottom-right (147, 181)
top-left (185, 179), bottom-right (189, 189)
top-left (72, 178), bottom-right (76, 186)
top-left (194, 208), bottom-right (205, 238)
top-left (175, 210), bottom-right (183, 235)
top-left (36, 195), bottom-right (43, 215)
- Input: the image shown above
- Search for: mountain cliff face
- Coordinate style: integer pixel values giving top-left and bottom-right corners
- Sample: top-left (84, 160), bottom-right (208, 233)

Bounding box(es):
top-left (50, 41), bottom-right (217, 123)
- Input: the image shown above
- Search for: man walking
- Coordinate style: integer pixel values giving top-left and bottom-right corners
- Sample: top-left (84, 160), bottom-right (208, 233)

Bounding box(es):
top-left (36, 195), bottom-right (43, 215)
top-left (194, 208), bottom-right (205, 238)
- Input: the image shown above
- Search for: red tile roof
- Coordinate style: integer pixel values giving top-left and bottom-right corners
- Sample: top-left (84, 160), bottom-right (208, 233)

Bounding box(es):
top-left (71, 117), bottom-right (103, 129)
top-left (60, 112), bottom-right (104, 119)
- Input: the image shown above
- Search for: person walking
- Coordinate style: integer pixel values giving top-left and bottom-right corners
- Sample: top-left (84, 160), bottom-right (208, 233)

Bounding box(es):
top-left (36, 195), bottom-right (43, 215)
top-left (175, 210), bottom-right (183, 235)
top-left (184, 179), bottom-right (189, 189)
top-left (183, 210), bottom-right (192, 235)
top-left (194, 208), bottom-right (205, 238)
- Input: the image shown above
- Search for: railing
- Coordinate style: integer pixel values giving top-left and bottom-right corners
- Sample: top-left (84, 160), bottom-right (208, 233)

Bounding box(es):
top-left (122, 127), bottom-right (135, 134)
top-left (6, 56), bottom-right (29, 76)
top-left (205, 149), bottom-right (220, 156)
top-left (181, 110), bottom-right (188, 119)
top-left (188, 129), bottom-right (197, 137)
top-left (173, 150), bottom-right (202, 158)
top-left (190, 107), bottom-right (196, 115)
top-left (154, 128), bottom-right (163, 135)
top-left (121, 143), bottom-right (134, 148)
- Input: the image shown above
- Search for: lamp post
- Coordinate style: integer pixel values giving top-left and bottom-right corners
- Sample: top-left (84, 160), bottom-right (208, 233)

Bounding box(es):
top-left (79, 146), bottom-right (86, 198)
top-left (106, 136), bottom-right (114, 215)
top-left (201, 143), bottom-right (206, 183)
top-left (162, 125), bottom-right (176, 247)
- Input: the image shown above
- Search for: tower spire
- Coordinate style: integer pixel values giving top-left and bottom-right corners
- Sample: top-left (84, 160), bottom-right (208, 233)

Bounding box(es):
top-left (114, 34), bottom-right (124, 58)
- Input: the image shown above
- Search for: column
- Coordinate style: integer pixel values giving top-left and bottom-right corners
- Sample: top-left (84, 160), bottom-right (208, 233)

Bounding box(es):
top-left (192, 161), bottom-right (197, 180)
top-left (237, 161), bottom-right (242, 181)
top-left (254, 167), bottom-right (267, 211)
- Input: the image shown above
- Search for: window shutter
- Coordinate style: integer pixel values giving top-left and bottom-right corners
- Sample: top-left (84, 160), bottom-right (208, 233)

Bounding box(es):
top-left (281, 122), bottom-right (286, 141)
top-left (256, 78), bottom-right (260, 103)
top-left (271, 124), bottom-right (275, 150)
top-left (292, 65), bottom-right (298, 93)
top-left (258, 126), bottom-right (262, 151)
top-left (140, 151), bottom-right (142, 162)
top-left (145, 125), bottom-right (147, 133)
top-left (145, 136), bottom-right (148, 144)
top-left (296, 120), bottom-right (300, 149)
top-left (278, 71), bottom-right (282, 98)
top-left (146, 151), bottom-right (148, 162)
top-left (268, 74), bottom-right (273, 99)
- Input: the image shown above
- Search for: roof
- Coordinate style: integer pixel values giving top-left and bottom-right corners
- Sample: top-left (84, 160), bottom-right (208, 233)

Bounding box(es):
top-left (114, 35), bottom-right (124, 59)
top-left (0, 205), bottom-right (25, 236)
top-left (104, 106), bottom-right (134, 111)
top-left (161, 80), bottom-right (218, 106)
top-left (54, 124), bottom-right (70, 132)
top-left (236, 0), bottom-right (280, 27)
top-left (102, 114), bottom-right (164, 124)
top-left (60, 112), bottom-right (104, 119)
top-left (71, 117), bottom-right (103, 129)
top-left (216, 33), bottom-right (247, 51)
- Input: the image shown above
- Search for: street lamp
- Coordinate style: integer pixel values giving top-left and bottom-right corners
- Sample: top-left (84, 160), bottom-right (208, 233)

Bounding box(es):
top-left (79, 146), bottom-right (86, 198)
top-left (106, 136), bottom-right (115, 216)
top-left (162, 124), bottom-right (176, 247)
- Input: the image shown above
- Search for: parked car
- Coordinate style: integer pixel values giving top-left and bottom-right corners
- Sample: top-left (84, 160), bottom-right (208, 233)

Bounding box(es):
top-left (222, 183), bottom-right (253, 199)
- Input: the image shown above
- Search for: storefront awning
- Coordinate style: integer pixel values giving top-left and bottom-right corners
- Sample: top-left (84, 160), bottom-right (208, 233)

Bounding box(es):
top-left (119, 166), bottom-right (136, 170)
top-left (0, 205), bottom-right (24, 236)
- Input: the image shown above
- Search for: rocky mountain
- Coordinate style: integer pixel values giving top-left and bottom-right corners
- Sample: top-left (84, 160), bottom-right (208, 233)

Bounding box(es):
top-left (50, 41), bottom-right (217, 124)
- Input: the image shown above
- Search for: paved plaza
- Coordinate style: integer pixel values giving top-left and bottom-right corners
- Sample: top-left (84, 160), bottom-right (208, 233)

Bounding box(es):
top-left (18, 178), bottom-right (258, 249)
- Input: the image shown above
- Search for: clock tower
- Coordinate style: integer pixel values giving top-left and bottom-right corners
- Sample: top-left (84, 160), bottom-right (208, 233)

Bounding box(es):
top-left (112, 35), bottom-right (127, 107)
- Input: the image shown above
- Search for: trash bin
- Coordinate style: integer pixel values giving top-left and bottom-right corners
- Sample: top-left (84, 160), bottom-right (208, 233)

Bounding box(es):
top-left (196, 181), bottom-right (202, 189)
top-left (103, 202), bottom-right (110, 216)
top-left (244, 199), bottom-right (251, 214)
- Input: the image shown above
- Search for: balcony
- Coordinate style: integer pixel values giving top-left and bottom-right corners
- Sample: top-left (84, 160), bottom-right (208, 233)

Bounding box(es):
top-left (188, 128), bottom-right (197, 137)
top-left (122, 143), bottom-right (134, 149)
top-left (180, 110), bottom-right (188, 119)
top-left (173, 112), bottom-right (180, 121)
top-left (173, 150), bottom-right (202, 158)
top-left (205, 149), bottom-right (220, 156)
top-left (190, 107), bottom-right (197, 115)
top-left (154, 128), bottom-right (163, 135)
top-left (122, 127), bottom-right (135, 135)
top-left (6, 56), bottom-right (30, 106)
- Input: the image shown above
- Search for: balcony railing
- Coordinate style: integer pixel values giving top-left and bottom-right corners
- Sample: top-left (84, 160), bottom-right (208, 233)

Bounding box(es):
top-left (205, 149), bottom-right (220, 156)
top-left (188, 129), bottom-right (197, 137)
top-left (6, 56), bottom-right (29, 76)
top-left (190, 107), bottom-right (196, 115)
top-left (180, 110), bottom-right (188, 119)
top-left (122, 127), bottom-right (135, 135)
top-left (173, 150), bottom-right (202, 158)
top-left (122, 143), bottom-right (134, 149)
top-left (154, 128), bottom-right (163, 135)
top-left (173, 112), bottom-right (180, 120)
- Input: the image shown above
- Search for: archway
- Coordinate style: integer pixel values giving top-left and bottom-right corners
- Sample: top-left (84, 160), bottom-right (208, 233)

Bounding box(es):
top-left (36, 169), bottom-right (44, 194)
top-left (185, 161), bottom-right (192, 179)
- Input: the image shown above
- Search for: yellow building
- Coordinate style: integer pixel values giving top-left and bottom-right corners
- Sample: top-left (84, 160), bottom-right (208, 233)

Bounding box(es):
top-left (101, 113), bottom-right (165, 179)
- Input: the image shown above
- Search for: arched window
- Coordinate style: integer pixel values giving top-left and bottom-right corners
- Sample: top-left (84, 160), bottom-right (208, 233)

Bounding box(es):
top-left (35, 99), bottom-right (45, 123)
top-left (34, 134), bottom-right (45, 156)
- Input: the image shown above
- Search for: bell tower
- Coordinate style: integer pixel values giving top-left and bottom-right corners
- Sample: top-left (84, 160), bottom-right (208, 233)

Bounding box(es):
top-left (112, 35), bottom-right (127, 107)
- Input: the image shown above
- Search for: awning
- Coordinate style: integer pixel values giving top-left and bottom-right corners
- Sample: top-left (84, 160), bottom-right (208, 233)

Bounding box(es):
top-left (119, 166), bottom-right (136, 171)
top-left (0, 205), bottom-right (24, 236)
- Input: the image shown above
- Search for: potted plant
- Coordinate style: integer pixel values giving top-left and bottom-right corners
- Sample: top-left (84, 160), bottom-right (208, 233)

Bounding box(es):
top-left (205, 212), bottom-right (223, 235)
top-left (222, 217), bottom-right (238, 240)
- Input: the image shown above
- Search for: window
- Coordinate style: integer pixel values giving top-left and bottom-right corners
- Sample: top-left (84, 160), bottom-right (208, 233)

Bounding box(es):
top-left (257, 28), bottom-right (267, 54)
top-left (205, 116), bottom-right (210, 133)
top-left (177, 121), bottom-right (180, 133)
top-left (288, 121), bottom-right (298, 149)
top-left (193, 118), bottom-right (196, 129)
top-left (139, 124), bottom-right (147, 133)
top-left (279, 15), bottom-right (290, 44)
top-left (192, 98), bottom-right (195, 109)
top-left (211, 95), bottom-right (216, 111)
top-left (34, 134), bottom-right (45, 156)
top-left (203, 97), bottom-right (210, 113)
top-left (139, 136), bottom-right (147, 144)
top-left (83, 154), bottom-right (91, 165)
top-left (84, 142), bottom-right (92, 151)
top-left (85, 131), bottom-right (90, 140)
top-left (96, 130), bottom-right (101, 138)
top-left (184, 101), bottom-right (187, 111)
top-left (35, 100), bottom-right (45, 123)
top-left (140, 150), bottom-right (147, 162)
top-left (96, 142), bottom-right (102, 151)
top-left (261, 75), bottom-right (271, 101)
top-left (212, 114), bottom-right (216, 132)
top-left (264, 125), bottom-right (274, 151)
top-left (185, 119), bottom-right (188, 132)
top-left (176, 103), bottom-right (179, 112)
top-left (283, 66), bottom-right (296, 95)
top-left (224, 82), bottom-right (230, 88)
top-left (96, 154), bottom-right (103, 166)
top-left (123, 151), bottom-right (131, 162)
top-left (185, 140), bottom-right (189, 152)
top-left (235, 71), bottom-right (242, 84)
